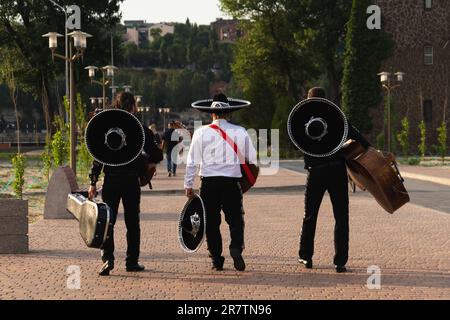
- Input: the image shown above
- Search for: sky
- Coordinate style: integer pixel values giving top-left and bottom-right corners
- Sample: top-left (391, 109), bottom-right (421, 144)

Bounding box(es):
top-left (120, 0), bottom-right (230, 25)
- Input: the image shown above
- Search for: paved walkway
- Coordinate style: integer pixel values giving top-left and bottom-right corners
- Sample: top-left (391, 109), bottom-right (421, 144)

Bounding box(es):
top-left (399, 165), bottom-right (450, 186)
top-left (280, 160), bottom-right (450, 214)
top-left (145, 164), bottom-right (306, 193)
top-left (0, 166), bottom-right (449, 300)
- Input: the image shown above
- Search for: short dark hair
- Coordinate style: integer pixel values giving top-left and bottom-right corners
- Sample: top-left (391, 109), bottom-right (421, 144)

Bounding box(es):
top-left (213, 93), bottom-right (229, 103)
top-left (114, 91), bottom-right (135, 112)
top-left (307, 87), bottom-right (326, 99)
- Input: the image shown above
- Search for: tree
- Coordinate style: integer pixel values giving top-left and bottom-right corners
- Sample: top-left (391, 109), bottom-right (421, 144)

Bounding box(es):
top-left (0, 48), bottom-right (21, 153)
top-left (221, 0), bottom-right (334, 152)
top-left (341, 0), bottom-right (393, 132)
top-left (221, 0), bottom-right (355, 137)
top-left (0, 0), bottom-right (123, 133)
top-left (290, 0), bottom-right (352, 102)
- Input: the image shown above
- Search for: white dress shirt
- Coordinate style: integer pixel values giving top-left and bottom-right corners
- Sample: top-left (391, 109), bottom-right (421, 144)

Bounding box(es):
top-left (184, 119), bottom-right (257, 189)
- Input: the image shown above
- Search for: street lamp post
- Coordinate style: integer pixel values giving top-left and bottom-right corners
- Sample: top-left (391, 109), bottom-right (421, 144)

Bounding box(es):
top-left (158, 107), bottom-right (171, 130)
top-left (43, 30), bottom-right (92, 173)
top-left (85, 65), bottom-right (118, 109)
top-left (48, 0), bottom-right (69, 123)
top-left (378, 71), bottom-right (405, 153)
top-left (136, 96), bottom-right (150, 124)
top-left (110, 85), bottom-right (119, 103)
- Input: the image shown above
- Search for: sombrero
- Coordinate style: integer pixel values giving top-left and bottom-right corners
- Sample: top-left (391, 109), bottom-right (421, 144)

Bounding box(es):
top-left (192, 94), bottom-right (251, 114)
top-left (287, 98), bottom-right (349, 158)
top-left (85, 109), bottom-right (145, 167)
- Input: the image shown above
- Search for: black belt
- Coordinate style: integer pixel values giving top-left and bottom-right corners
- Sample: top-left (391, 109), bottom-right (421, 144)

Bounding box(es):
top-left (307, 160), bottom-right (344, 171)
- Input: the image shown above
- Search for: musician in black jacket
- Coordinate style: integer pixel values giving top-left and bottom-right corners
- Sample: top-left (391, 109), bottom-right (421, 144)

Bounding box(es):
top-left (88, 92), bottom-right (161, 276)
top-left (298, 87), bottom-right (371, 273)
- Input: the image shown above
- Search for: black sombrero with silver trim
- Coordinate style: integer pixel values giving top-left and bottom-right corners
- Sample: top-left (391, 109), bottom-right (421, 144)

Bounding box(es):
top-left (85, 109), bottom-right (145, 167)
top-left (287, 98), bottom-right (349, 158)
top-left (178, 194), bottom-right (206, 253)
top-left (192, 94), bottom-right (251, 114)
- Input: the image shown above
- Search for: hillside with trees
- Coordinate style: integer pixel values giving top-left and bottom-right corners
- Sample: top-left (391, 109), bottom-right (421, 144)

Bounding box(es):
top-left (118, 19), bottom-right (234, 111)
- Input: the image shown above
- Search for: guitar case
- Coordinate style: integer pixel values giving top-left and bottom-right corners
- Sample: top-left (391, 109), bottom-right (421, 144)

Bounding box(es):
top-left (66, 192), bottom-right (112, 249)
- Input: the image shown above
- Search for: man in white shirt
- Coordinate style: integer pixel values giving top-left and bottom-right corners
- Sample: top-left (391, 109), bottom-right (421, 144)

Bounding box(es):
top-left (185, 94), bottom-right (257, 271)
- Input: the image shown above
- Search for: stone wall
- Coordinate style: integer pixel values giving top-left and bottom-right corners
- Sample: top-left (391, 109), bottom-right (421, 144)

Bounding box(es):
top-left (372, 0), bottom-right (450, 152)
top-left (0, 199), bottom-right (28, 254)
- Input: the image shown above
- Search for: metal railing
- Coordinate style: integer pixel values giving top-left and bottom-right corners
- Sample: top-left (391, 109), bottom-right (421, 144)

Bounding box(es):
top-left (0, 133), bottom-right (47, 146)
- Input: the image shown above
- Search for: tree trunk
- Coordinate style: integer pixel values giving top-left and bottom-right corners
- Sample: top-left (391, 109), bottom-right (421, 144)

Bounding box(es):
top-left (14, 100), bottom-right (20, 154)
top-left (41, 76), bottom-right (51, 139)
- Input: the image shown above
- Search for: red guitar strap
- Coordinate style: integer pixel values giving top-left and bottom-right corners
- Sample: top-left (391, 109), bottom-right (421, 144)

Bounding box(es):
top-left (209, 124), bottom-right (256, 186)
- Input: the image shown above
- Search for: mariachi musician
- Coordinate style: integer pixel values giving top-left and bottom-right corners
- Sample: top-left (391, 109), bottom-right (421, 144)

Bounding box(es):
top-left (296, 87), bottom-right (371, 273)
top-left (88, 92), bottom-right (162, 276)
top-left (185, 94), bottom-right (257, 271)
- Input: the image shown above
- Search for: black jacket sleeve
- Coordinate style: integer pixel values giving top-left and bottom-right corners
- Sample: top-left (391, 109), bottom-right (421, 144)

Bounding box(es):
top-left (348, 122), bottom-right (371, 148)
top-left (89, 160), bottom-right (104, 186)
top-left (143, 127), bottom-right (164, 163)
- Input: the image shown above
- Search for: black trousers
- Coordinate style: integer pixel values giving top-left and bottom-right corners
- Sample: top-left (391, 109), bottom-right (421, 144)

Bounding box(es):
top-left (101, 174), bottom-right (141, 266)
top-left (199, 177), bottom-right (245, 261)
top-left (299, 161), bottom-right (349, 266)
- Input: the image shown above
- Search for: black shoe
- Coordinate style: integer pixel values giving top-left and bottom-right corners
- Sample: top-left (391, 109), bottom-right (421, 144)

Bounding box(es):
top-left (99, 260), bottom-right (114, 276)
top-left (211, 256), bottom-right (225, 271)
top-left (335, 265), bottom-right (347, 273)
top-left (232, 255), bottom-right (246, 271)
top-left (298, 258), bottom-right (313, 269)
top-left (126, 264), bottom-right (145, 272)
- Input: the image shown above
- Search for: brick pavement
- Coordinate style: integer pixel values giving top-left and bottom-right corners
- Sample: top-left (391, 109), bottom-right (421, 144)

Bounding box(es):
top-left (0, 188), bottom-right (449, 299)
top-left (145, 164), bottom-right (306, 192)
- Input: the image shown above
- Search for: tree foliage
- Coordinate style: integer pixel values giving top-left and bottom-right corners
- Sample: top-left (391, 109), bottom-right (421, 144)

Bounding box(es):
top-left (397, 117), bottom-right (410, 157)
top-left (0, 0), bottom-right (123, 131)
top-left (436, 121), bottom-right (447, 163)
top-left (12, 153), bottom-right (26, 199)
top-left (418, 120), bottom-right (426, 159)
top-left (220, 0), bottom-right (352, 153)
top-left (122, 20), bottom-right (233, 77)
top-left (341, 0), bottom-right (393, 132)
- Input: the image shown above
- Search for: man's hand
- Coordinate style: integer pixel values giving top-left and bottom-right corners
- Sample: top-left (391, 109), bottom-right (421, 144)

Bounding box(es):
top-left (88, 185), bottom-right (97, 200)
top-left (185, 188), bottom-right (195, 199)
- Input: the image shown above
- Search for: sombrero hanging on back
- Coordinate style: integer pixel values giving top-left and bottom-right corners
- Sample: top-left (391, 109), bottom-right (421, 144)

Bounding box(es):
top-left (192, 94), bottom-right (251, 114)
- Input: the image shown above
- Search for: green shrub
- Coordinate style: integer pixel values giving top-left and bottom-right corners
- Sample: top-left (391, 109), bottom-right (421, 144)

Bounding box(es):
top-left (436, 121), bottom-right (447, 164)
top-left (75, 94), bottom-right (92, 182)
top-left (52, 129), bottom-right (69, 167)
top-left (42, 135), bottom-right (53, 182)
top-left (11, 153), bottom-right (25, 199)
top-left (418, 120), bottom-right (426, 160)
top-left (50, 115), bottom-right (69, 167)
top-left (397, 117), bottom-right (410, 157)
top-left (77, 142), bottom-right (92, 184)
top-left (408, 157), bottom-right (421, 165)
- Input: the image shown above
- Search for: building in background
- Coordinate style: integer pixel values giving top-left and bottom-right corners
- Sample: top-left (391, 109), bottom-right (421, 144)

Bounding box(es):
top-left (149, 23), bottom-right (175, 42)
top-left (373, 0), bottom-right (450, 149)
top-left (123, 20), bottom-right (175, 45)
top-left (124, 20), bottom-right (152, 46)
top-left (210, 18), bottom-right (244, 42)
